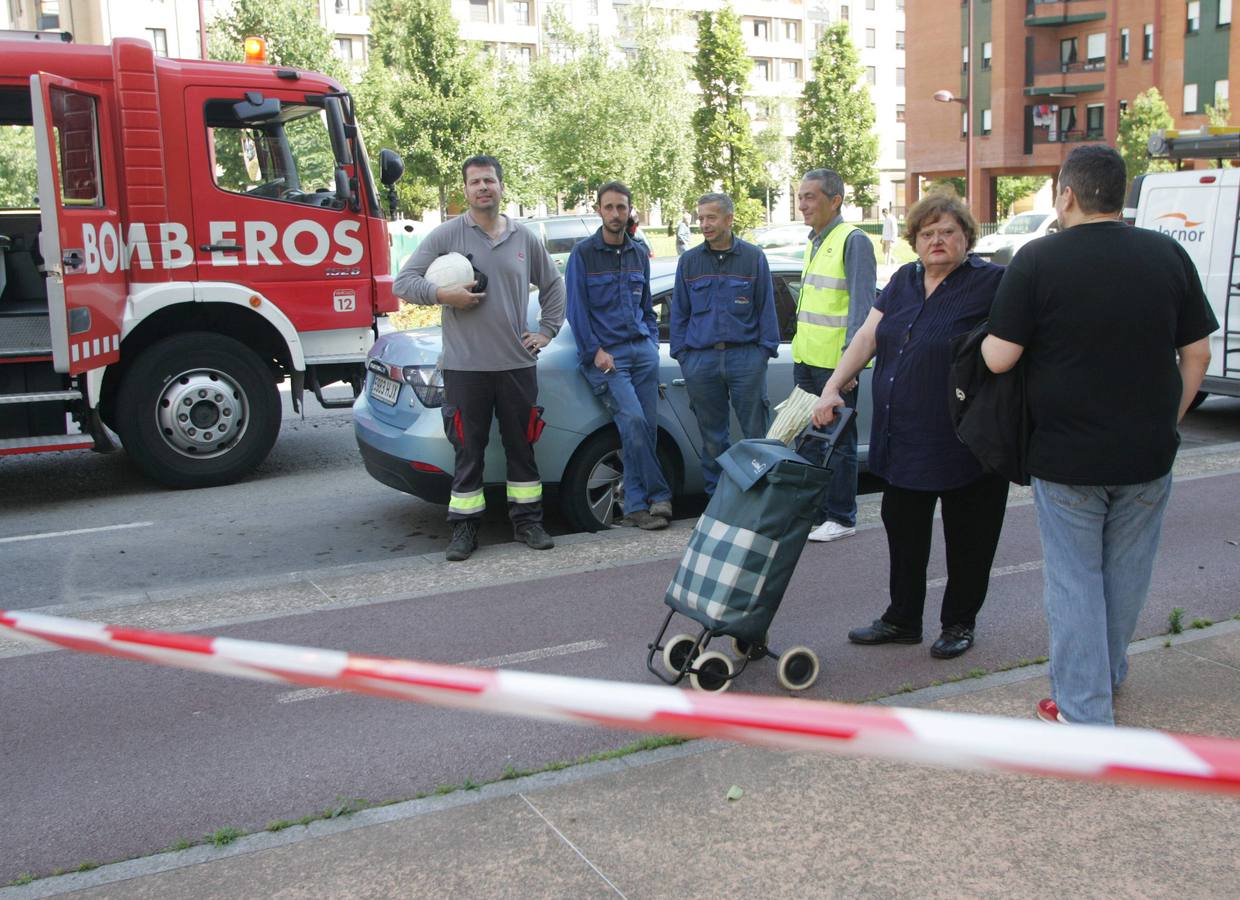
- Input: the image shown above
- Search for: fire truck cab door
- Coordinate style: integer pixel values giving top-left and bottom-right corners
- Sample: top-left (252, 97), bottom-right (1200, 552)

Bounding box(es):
top-left (31, 73), bottom-right (126, 375)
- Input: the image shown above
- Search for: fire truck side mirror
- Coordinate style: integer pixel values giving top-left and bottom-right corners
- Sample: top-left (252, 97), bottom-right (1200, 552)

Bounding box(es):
top-left (378, 149), bottom-right (404, 187)
top-left (323, 97), bottom-right (353, 167)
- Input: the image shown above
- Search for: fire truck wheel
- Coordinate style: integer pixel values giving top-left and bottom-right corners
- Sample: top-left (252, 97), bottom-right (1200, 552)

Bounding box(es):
top-left (116, 333), bottom-right (280, 489)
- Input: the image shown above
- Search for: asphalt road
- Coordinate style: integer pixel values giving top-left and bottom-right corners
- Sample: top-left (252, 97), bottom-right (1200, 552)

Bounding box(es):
top-left (1, 394), bottom-right (1238, 882)
top-left (1, 394), bottom-right (1237, 610)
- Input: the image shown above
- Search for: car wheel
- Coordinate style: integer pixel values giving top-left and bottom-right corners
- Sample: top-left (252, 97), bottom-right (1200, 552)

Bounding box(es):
top-left (559, 427), bottom-right (679, 533)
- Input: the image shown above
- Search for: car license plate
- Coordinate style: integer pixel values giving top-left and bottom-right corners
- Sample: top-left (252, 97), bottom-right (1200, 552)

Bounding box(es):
top-left (370, 374), bottom-right (401, 406)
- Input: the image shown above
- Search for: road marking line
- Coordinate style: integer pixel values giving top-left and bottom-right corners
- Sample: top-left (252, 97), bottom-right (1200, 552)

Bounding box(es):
top-left (275, 639), bottom-right (608, 704)
top-left (927, 559), bottom-right (1042, 589)
top-left (0, 521), bottom-right (154, 545)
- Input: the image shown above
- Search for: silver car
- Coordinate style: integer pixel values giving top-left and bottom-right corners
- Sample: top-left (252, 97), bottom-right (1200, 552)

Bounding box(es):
top-left (354, 256), bottom-right (872, 532)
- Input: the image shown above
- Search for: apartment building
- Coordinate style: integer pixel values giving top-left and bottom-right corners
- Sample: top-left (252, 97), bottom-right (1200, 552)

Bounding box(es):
top-left (2, 0), bottom-right (371, 69)
top-left (907, 0), bottom-right (1237, 222)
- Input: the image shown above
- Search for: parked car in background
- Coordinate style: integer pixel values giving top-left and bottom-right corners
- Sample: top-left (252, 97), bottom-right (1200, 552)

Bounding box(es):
top-left (521, 214), bottom-right (653, 271)
top-left (748, 222), bottom-right (812, 257)
top-left (354, 256), bottom-right (873, 533)
top-left (973, 210), bottom-right (1059, 264)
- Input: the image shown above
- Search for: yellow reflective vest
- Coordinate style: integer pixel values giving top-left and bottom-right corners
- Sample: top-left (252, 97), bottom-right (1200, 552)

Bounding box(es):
top-left (793, 223), bottom-right (858, 369)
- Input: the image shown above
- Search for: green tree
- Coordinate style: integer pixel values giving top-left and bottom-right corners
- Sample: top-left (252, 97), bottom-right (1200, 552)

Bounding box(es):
top-left (752, 99), bottom-right (793, 221)
top-left (794, 23), bottom-right (878, 209)
top-left (364, 0), bottom-right (495, 217)
top-left (0, 126), bottom-right (37, 209)
top-left (625, 3), bottom-right (696, 220)
top-left (995, 176), bottom-right (1049, 217)
top-left (208, 0), bottom-right (343, 79)
top-left (1117, 87), bottom-right (1175, 180)
top-left (692, 5), bottom-right (762, 220)
top-left (1205, 98), bottom-right (1232, 127)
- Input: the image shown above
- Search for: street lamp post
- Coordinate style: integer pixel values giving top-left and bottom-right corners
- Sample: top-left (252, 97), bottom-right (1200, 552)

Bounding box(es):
top-left (933, 0), bottom-right (974, 213)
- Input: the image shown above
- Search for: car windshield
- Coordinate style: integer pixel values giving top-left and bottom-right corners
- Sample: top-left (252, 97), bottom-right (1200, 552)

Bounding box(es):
top-left (752, 225), bottom-right (808, 247)
top-left (1001, 213), bottom-right (1049, 235)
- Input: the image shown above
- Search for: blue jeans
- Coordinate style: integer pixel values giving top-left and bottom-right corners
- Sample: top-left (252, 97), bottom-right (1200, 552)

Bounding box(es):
top-left (581, 338), bottom-right (670, 514)
top-left (679, 344), bottom-right (770, 495)
top-left (1032, 475), bottom-right (1173, 725)
top-left (793, 361), bottom-right (859, 528)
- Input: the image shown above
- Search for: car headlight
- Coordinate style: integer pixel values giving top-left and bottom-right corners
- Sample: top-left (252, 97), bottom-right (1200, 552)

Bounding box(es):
top-left (401, 365), bottom-right (445, 408)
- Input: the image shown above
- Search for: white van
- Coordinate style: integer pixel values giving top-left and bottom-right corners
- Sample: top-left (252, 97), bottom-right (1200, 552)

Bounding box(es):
top-left (1126, 129), bottom-right (1240, 406)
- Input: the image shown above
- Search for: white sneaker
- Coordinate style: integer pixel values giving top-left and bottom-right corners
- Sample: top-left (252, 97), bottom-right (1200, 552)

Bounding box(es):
top-left (807, 521), bottom-right (856, 542)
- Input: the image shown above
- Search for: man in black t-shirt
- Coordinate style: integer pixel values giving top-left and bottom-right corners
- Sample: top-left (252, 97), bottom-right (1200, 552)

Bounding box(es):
top-left (982, 145), bottom-right (1216, 726)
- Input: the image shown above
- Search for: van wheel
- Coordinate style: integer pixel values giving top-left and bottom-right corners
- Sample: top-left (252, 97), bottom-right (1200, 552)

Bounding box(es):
top-left (559, 427), bottom-right (678, 533)
top-left (116, 333), bottom-right (280, 489)
top-left (1187, 391), bottom-right (1209, 413)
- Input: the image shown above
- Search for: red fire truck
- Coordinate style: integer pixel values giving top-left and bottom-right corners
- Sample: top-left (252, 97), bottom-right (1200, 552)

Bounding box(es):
top-left (0, 32), bottom-right (403, 487)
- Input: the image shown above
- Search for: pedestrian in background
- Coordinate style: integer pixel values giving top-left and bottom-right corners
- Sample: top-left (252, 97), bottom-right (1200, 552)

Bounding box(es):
top-left (670, 192), bottom-right (779, 497)
top-left (565, 181), bottom-right (672, 530)
top-left (676, 213), bottom-right (692, 256)
top-left (394, 155), bottom-right (566, 562)
top-left (795, 168), bottom-right (876, 543)
top-left (982, 145), bottom-right (1216, 725)
top-left (813, 193), bottom-right (1009, 660)
top-left (881, 207), bottom-right (898, 265)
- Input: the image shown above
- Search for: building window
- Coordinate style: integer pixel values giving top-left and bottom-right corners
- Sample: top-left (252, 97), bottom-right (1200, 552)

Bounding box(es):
top-left (1120, 27), bottom-right (1129, 61)
top-left (783, 59), bottom-right (800, 80)
top-left (1187, 1), bottom-right (1201, 33)
top-left (962, 45), bottom-right (969, 73)
top-left (981, 41), bottom-right (991, 69)
top-left (1184, 83), bottom-right (1199, 113)
top-left (981, 108), bottom-right (992, 135)
top-left (334, 37), bottom-right (354, 61)
top-left (865, 66), bottom-right (876, 85)
top-left (784, 20), bottom-right (799, 42)
top-left (896, 140), bottom-right (905, 161)
top-left (1086, 32), bottom-right (1106, 67)
top-left (866, 28), bottom-right (875, 48)
top-left (510, 1), bottom-right (530, 25)
top-left (961, 110), bottom-right (968, 138)
top-left (896, 31), bottom-right (905, 50)
top-left (753, 18), bottom-right (769, 40)
top-left (514, 45), bottom-right (533, 67)
top-left (470, 0), bottom-right (491, 23)
top-left (896, 103), bottom-right (905, 123)
top-left (1059, 105), bottom-right (1077, 137)
top-left (1086, 103), bottom-right (1104, 137)
top-left (867, 0), bottom-right (875, 9)
top-left (1216, 80), bottom-right (1230, 104)
top-left (1060, 37), bottom-right (1078, 68)
top-left (1143, 23), bottom-right (1154, 59)
top-left (37, 0), bottom-right (59, 29)
top-left (896, 67), bottom-right (905, 87)
top-left (897, 0), bottom-right (904, 7)
top-left (588, 0), bottom-right (598, 14)
top-left (754, 59), bottom-right (770, 81)
top-left (1221, 0), bottom-right (1232, 26)
top-left (146, 28), bottom-right (168, 57)
top-left (840, 5), bottom-right (849, 22)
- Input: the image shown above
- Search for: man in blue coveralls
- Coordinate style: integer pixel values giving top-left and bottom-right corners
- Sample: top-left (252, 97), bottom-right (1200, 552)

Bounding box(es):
top-left (670, 192), bottom-right (780, 496)
top-left (565, 181), bottom-right (673, 530)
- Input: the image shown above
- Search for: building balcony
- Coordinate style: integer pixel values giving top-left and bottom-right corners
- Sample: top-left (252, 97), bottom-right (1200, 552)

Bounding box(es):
top-left (1024, 82), bottom-right (1105, 97)
top-left (1032, 58), bottom-right (1106, 76)
top-left (1025, 0), bottom-right (1106, 27)
top-left (1031, 128), bottom-right (1106, 144)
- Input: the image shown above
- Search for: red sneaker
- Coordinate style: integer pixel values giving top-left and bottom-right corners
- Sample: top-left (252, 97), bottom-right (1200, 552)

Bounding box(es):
top-left (1036, 698), bottom-right (1068, 724)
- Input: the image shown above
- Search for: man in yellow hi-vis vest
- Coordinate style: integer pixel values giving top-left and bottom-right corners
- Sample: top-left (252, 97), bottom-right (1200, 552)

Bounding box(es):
top-left (794, 169), bottom-right (876, 542)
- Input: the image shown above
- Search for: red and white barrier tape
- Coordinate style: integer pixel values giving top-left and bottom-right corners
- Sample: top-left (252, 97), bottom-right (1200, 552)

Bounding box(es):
top-left (4, 609), bottom-right (1240, 795)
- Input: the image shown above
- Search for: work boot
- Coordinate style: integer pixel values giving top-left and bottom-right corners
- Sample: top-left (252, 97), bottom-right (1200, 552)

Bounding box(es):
top-left (621, 509), bottom-right (669, 531)
top-left (445, 520), bottom-right (479, 562)
top-left (515, 522), bottom-right (555, 550)
top-left (649, 499), bottom-right (673, 520)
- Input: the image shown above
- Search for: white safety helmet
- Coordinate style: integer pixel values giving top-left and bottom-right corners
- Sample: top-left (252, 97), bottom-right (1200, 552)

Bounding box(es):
top-left (424, 252), bottom-right (477, 290)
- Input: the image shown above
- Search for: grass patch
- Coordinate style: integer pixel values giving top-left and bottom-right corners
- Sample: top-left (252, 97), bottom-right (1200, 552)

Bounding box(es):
top-left (1164, 639), bottom-right (1173, 648)
top-left (896, 682), bottom-right (915, 694)
top-left (75, 861), bottom-right (99, 873)
top-left (1169, 606), bottom-right (1185, 634)
top-left (10, 874), bottom-right (34, 886)
top-left (208, 827), bottom-right (243, 847)
top-left (168, 838), bottom-right (195, 852)
top-left (1191, 617), bottom-right (1213, 629)
top-left (966, 667), bottom-right (988, 679)
top-left (266, 820), bottom-right (295, 832)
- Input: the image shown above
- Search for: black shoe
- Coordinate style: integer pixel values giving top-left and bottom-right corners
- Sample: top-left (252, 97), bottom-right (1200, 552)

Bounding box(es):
top-left (931, 625), bottom-right (975, 659)
top-left (445, 520), bottom-right (479, 562)
top-left (515, 523), bottom-right (555, 550)
top-left (847, 619), bottom-right (922, 645)
top-left (649, 500), bottom-right (673, 520)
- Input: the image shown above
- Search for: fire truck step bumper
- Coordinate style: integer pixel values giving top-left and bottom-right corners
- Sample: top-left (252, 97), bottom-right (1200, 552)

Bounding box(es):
top-left (0, 434), bottom-right (95, 455)
top-left (0, 389), bottom-right (82, 405)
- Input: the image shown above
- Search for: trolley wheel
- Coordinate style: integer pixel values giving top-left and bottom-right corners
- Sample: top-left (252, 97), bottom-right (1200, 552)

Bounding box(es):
top-left (662, 633), bottom-right (699, 675)
top-left (690, 651), bottom-right (734, 693)
top-left (730, 635), bottom-right (769, 660)
top-left (776, 647), bottom-right (820, 691)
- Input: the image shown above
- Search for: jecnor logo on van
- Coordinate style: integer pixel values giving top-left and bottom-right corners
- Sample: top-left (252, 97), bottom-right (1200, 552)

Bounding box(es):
top-left (1155, 212), bottom-right (1206, 242)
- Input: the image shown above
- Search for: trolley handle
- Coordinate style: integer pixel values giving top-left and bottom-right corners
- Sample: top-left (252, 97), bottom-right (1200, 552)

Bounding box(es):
top-left (794, 408), bottom-right (854, 453)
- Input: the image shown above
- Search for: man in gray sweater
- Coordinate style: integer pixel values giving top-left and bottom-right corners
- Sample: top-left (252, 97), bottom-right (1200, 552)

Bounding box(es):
top-left (394, 155), bottom-right (566, 561)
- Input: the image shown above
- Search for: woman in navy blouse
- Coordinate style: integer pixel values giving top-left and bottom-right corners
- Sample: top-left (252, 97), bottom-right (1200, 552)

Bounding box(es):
top-left (811, 193), bottom-right (1010, 660)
